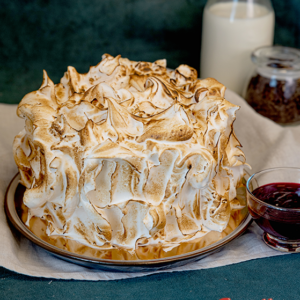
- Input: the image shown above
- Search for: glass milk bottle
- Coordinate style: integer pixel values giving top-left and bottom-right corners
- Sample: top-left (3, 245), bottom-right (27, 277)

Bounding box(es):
top-left (200, 0), bottom-right (274, 95)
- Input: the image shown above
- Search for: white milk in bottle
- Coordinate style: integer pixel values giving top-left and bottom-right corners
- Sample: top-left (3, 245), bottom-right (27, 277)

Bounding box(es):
top-left (200, 0), bottom-right (274, 95)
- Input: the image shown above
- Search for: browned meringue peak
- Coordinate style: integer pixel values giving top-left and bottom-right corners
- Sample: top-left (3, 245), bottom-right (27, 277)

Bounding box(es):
top-left (134, 60), bottom-right (167, 76)
top-left (59, 100), bottom-right (107, 131)
top-left (225, 131), bottom-right (246, 167)
top-left (99, 54), bottom-right (122, 75)
top-left (171, 64), bottom-right (198, 88)
top-left (13, 54), bottom-right (248, 251)
top-left (17, 70), bottom-right (58, 112)
top-left (200, 183), bottom-right (232, 232)
top-left (191, 77), bottom-right (226, 99)
top-left (107, 97), bottom-right (144, 138)
top-left (135, 104), bottom-right (193, 143)
top-left (130, 77), bottom-right (176, 110)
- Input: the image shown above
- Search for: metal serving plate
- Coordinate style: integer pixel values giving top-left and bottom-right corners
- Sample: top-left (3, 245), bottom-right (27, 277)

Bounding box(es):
top-left (5, 174), bottom-right (252, 272)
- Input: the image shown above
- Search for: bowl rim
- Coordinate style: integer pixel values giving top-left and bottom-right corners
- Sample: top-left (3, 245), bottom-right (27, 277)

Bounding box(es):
top-left (246, 167), bottom-right (300, 212)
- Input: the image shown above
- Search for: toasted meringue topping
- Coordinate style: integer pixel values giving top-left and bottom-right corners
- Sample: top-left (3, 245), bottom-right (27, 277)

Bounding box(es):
top-left (13, 54), bottom-right (247, 251)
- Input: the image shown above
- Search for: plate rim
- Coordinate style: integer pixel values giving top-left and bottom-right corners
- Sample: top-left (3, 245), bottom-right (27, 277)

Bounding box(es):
top-left (5, 173), bottom-right (252, 267)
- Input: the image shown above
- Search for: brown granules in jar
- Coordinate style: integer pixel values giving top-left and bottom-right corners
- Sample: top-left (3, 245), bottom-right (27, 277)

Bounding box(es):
top-left (245, 74), bottom-right (300, 124)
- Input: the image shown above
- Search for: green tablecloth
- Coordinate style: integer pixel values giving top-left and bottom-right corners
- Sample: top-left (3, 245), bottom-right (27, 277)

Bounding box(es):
top-left (1, 254), bottom-right (299, 300)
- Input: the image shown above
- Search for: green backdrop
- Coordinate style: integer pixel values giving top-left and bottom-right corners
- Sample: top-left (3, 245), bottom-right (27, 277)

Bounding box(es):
top-left (1, 0), bottom-right (299, 104)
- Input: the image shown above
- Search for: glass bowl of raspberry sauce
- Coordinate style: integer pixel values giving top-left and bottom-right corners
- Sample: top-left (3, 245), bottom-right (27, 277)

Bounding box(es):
top-left (246, 167), bottom-right (300, 252)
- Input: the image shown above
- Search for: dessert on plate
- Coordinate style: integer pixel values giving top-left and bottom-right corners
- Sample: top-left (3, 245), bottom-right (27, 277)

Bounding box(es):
top-left (13, 54), bottom-right (247, 254)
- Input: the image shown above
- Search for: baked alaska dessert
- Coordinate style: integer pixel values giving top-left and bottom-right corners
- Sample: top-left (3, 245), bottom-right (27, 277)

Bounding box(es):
top-left (13, 54), bottom-right (248, 254)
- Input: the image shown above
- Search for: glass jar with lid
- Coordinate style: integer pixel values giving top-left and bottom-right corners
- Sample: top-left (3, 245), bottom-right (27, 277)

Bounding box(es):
top-left (244, 46), bottom-right (300, 125)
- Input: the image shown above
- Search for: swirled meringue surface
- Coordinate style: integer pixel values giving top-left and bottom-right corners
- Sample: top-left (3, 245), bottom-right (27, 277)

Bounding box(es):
top-left (13, 54), bottom-right (247, 251)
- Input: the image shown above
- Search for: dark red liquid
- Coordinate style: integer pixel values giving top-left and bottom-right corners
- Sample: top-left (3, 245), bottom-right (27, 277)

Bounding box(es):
top-left (252, 182), bottom-right (300, 209)
top-left (249, 182), bottom-right (300, 240)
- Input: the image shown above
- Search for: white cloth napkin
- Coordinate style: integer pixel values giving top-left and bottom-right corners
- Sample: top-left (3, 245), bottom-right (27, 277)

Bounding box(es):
top-left (1, 89), bottom-right (298, 281)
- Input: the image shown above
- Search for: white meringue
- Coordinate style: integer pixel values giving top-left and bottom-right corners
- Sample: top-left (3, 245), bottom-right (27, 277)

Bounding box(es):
top-left (13, 54), bottom-right (248, 251)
